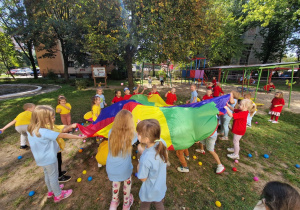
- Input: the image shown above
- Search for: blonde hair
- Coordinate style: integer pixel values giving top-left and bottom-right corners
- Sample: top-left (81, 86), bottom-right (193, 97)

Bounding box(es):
top-left (57, 95), bottom-right (67, 105)
top-left (240, 99), bottom-right (256, 117)
top-left (109, 110), bottom-right (135, 157)
top-left (244, 93), bottom-right (251, 99)
top-left (27, 105), bottom-right (55, 137)
top-left (136, 119), bottom-right (168, 163)
top-left (191, 84), bottom-right (196, 88)
top-left (275, 91), bottom-right (283, 99)
top-left (96, 87), bottom-right (103, 93)
top-left (232, 91), bottom-right (240, 99)
top-left (23, 103), bottom-right (35, 110)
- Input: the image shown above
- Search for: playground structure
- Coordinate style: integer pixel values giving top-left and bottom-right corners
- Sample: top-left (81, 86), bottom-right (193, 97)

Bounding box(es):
top-left (207, 62), bottom-right (299, 108)
top-left (180, 57), bottom-right (208, 87)
top-left (139, 62), bottom-right (173, 86)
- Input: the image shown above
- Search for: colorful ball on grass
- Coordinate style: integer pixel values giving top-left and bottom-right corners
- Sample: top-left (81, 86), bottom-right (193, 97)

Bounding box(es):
top-left (198, 162), bottom-right (202, 166)
top-left (253, 176), bottom-right (259, 181)
top-left (78, 149), bottom-right (83, 153)
top-left (132, 156), bottom-right (136, 160)
top-left (234, 160), bottom-right (239, 163)
top-left (0, 131), bottom-right (2, 134)
top-left (18, 156), bottom-right (23, 160)
top-left (232, 167), bottom-right (237, 172)
top-left (28, 191), bottom-right (35, 197)
top-left (88, 176), bottom-right (93, 181)
top-left (83, 140), bottom-right (86, 143)
top-left (86, 121), bottom-right (88, 124)
top-left (215, 201), bottom-right (221, 207)
top-left (295, 164), bottom-right (300, 168)
top-left (263, 154), bottom-right (269, 159)
top-left (193, 155), bottom-right (197, 160)
top-left (75, 128), bottom-right (79, 132)
top-left (81, 123), bottom-right (84, 125)
top-left (82, 170), bottom-right (87, 175)
top-left (248, 154), bottom-right (253, 158)
top-left (136, 150), bottom-right (138, 154)
top-left (77, 178), bottom-right (82, 182)
top-left (121, 83), bottom-right (124, 86)
top-left (255, 122), bottom-right (258, 124)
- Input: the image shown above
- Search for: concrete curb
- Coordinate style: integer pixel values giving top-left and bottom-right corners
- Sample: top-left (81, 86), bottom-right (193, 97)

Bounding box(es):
top-left (0, 84), bottom-right (42, 99)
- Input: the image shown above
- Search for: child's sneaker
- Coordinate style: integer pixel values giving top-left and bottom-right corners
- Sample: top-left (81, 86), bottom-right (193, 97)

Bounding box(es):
top-left (47, 184), bottom-right (65, 198)
top-left (109, 199), bottom-right (120, 210)
top-left (227, 153), bottom-right (240, 160)
top-left (98, 163), bottom-right (102, 168)
top-left (216, 165), bottom-right (225, 174)
top-left (268, 119), bottom-right (273, 122)
top-left (195, 149), bottom-right (205, 154)
top-left (227, 148), bottom-right (234, 153)
top-left (185, 156), bottom-right (190, 161)
top-left (123, 194), bottom-right (134, 210)
top-left (20, 145), bottom-right (30, 149)
top-left (272, 121), bottom-right (278, 124)
top-left (219, 137), bottom-right (228, 141)
top-left (177, 166), bottom-right (189, 173)
top-left (54, 189), bottom-right (72, 203)
top-left (58, 175), bottom-right (71, 182)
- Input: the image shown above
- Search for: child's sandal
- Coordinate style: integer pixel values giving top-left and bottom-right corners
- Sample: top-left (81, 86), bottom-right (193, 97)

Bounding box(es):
top-left (219, 137), bottom-right (228, 141)
top-left (195, 149), bottom-right (205, 154)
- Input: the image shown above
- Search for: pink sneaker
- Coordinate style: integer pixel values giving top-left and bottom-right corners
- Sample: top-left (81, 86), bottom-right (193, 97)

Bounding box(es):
top-left (54, 189), bottom-right (72, 203)
top-left (123, 194), bottom-right (134, 210)
top-left (109, 200), bottom-right (120, 210)
top-left (47, 184), bottom-right (65, 198)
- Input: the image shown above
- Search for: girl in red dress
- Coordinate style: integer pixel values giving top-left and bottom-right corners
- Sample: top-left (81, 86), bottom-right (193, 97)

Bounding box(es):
top-left (269, 92), bottom-right (285, 124)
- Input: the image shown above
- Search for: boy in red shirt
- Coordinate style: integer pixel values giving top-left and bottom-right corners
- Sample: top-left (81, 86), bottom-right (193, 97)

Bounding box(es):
top-left (213, 82), bottom-right (224, 97)
top-left (123, 87), bottom-right (132, 100)
top-left (212, 77), bottom-right (217, 87)
top-left (148, 85), bottom-right (160, 96)
top-left (206, 82), bottom-right (213, 90)
top-left (164, 88), bottom-right (177, 105)
top-left (263, 82), bottom-right (276, 93)
top-left (202, 89), bottom-right (214, 101)
top-left (111, 90), bottom-right (123, 104)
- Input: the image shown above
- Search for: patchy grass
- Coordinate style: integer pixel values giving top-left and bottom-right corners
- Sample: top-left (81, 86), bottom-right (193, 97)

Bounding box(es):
top-left (0, 83), bottom-right (299, 209)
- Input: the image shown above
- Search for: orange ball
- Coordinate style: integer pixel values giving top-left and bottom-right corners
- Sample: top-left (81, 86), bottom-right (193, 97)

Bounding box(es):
top-left (79, 149), bottom-right (83, 153)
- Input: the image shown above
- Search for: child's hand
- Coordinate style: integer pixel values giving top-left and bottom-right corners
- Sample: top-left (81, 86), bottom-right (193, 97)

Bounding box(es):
top-left (56, 108), bottom-right (62, 113)
top-left (186, 100), bottom-right (189, 104)
top-left (143, 87), bottom-right (147, 90)
top-left (80, 134), bottom-right (87, 139)
top-left (105, 103), bottom-right (107, 106)
top-left (71, 123), bottom-right (77, 128)
top-left (0, 129), bottom-right (4, 133)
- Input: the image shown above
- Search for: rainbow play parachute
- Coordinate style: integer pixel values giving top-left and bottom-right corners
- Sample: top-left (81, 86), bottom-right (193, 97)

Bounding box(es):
top-left (77, 94), bottom-right (230, 150)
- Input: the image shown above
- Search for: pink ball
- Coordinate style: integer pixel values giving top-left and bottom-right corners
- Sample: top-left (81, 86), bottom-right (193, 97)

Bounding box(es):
top-left (234, 160), bottom-right (239, 163)
top-left (253, 176), bottom-right (259, 181)
top-left (121, 83), bottom-right (124, 86)
top-left (83, 140), bottom-right (86, 143)
top-left (255, 122), bottom-right (258, 124)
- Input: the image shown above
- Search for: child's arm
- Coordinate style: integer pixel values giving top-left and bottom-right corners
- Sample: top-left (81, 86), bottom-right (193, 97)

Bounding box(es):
top-left (136, 163), bottom-right (147, 182)
top-left (274, 104), bottom-right (283, 107)
top-left (140, 87), bottom-right (147, 94)
top-left (229, 92), bottom-right (235, 104)
top-left (56, 108), bottom-right (62, 113)
top-left (0, 120), bottom-right (17, 133)
top-left (60, 104), bottom-right (71, 110)
top-left (224, 106), bottom-right (233, 117)
top-left (61, 123), bottom-right (77, 133)
top-left (103, 96), bottom-right (107, 106)
top-left (164, 92), bottom-right (169, 98)
top-left (192, 96), bottom-right (197, 103)
top-left (58, 133), bottom-right (85, 139)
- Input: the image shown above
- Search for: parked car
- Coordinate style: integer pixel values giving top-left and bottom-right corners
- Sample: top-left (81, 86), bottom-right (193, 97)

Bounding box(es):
top-left (6, 69), bottom-right (19, 75)
top-left (30, 68), bottom-right (40, 76)
top-left (15, 69), bottom-right (32, 76)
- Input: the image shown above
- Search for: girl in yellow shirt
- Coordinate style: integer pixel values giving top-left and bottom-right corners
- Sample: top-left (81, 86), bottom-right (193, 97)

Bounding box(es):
top-left (56, 95), bottom-right (72, 127)
top-left (84, 96), bottom-right (101, 122)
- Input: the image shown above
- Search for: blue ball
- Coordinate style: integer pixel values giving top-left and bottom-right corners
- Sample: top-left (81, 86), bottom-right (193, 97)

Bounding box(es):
top-left (263, 154), bottom-right (269, 159)
top-left (0, 131), bottom-right (2, 134)
top-left (135, 173), bottom-right (138, 177)
top-left (88, 176), bottom-right (93, 181)
top-left (295, 164), bottom-right (300, 168)
top-left (248, 154), bottom-right (253, 158)
top-left (136, 150), bottom-right (138, 153)
top-left (81, 123), bottom-right (84, 125)
top-left (18, 156), bottom-right (23, 160)
top-left (28, 191), bottom-right (35, 196)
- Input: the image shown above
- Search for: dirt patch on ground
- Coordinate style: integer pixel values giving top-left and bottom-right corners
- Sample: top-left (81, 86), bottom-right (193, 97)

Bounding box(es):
top-left (0, 85), bottom-right (38, 96)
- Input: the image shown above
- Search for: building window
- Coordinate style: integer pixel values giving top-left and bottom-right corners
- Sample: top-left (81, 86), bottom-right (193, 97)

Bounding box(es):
top-left (68, 61), bottom-right (74, 67)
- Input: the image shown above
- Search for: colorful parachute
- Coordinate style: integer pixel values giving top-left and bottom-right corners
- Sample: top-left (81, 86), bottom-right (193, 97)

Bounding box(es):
top-left (77, 94), bottom-right (230, 150)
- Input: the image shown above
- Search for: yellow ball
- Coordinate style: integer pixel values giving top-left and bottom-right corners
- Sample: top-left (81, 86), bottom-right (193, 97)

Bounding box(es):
top-left (193, 155), bottom-right (197, 159)
top-left (82, 170), bottom-right (86, 174)
top-left (77, 178), bottom-right (82, 183)
top-left (86, 121), bottom-right (88, 123)
top-left (198, 162), bottom-right (202, 166)
top-left (132, 156), bottom-right (136, 160)
top-left (215, 201), bottom-right (221, 207)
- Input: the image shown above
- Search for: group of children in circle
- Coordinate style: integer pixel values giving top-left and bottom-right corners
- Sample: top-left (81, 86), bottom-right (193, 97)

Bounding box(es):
top-left (0, 78), bottom-right (287, 209)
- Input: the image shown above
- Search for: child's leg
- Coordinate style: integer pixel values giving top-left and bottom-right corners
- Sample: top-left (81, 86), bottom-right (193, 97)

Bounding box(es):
top-left (233, 134), bottom-right (243, 155)
top-left (60, 114), bottom-right (68, 125)
top-left (57, 152), bottom-right (63, 177)
top-left (209, 151), bottom-right (221, 165)
top-left (270, 115), bottom-right (274, 120)
top-left (123, 177), bottom-right (132, 206)
top-left (15, 125), bottom-right (28, 146)
top-left (275, 116), bottom-right (279, 122)
top-left (140, 201), bottom-right (152, 210)
top-left (220, 116), bottom-right (225, 135)
top-left (43, 162), bottom-right (61, 197)
top-left (112, 181), bottom-right (121, 202)
top-left (223, 115), bottom-right (231, 137)
top-left (176, 150), bottom-right (187, 167)
top-left (183, 149), bottom-right (189, 157)
top-left (67, 113), bottom-right (71, 125)
top-left (154, 200), bottom-right (165, 210)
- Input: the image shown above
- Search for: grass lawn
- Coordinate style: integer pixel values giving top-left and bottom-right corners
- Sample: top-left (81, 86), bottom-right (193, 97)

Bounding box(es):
top-left (0, 82), bottom-right (299, 209)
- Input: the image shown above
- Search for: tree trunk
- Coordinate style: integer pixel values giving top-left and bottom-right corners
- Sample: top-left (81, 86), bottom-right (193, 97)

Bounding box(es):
top-left (125, 45), bottom-right (135, 89)
top-left (152, 62), bottom-right (155, 77)
top-left (59, 38), bottom-right (69, 81)
top-left (27, 41), bottom-right (38, 79)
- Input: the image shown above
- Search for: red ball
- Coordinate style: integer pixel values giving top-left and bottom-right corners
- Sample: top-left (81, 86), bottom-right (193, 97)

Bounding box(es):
top-left (232, 167), bottom-right (237, 172)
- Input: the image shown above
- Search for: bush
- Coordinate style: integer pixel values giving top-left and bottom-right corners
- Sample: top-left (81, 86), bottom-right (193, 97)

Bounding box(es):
top-left (75, 79), bottom-right (88, 90)
top-left (47, 70), bottom-right (57, 80)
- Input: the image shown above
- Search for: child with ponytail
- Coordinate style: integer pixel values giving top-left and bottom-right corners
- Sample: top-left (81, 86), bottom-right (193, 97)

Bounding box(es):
top-left (269, 92), bottom-right (285, 123)
top-left (224, 99), bottom-right (256, 160)
top-left (136, 119), bottom-right (168, 210)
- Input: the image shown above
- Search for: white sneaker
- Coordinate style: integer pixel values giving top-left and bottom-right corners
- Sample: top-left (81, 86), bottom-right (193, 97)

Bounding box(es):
top-left (272, 121), bottom-right (278, 124)
top-left (177, 166), bottom-right (189, 173)
top-left (227, 153), bottom-right (240, 159)
top-left (185, 156), bottom-right (190, 161)
top-left (167, 161), bottom-right (171, 167)
top-left (98, 163), bottom-right (102, 168)
top-left (195, 149), bottom-right (205, 154)
top-left (227, 148), bottom-right (234, 153)
top-left (216, 165), bottom-right (225, 174)
top-left (268, 119), bottom-right (273, 122)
